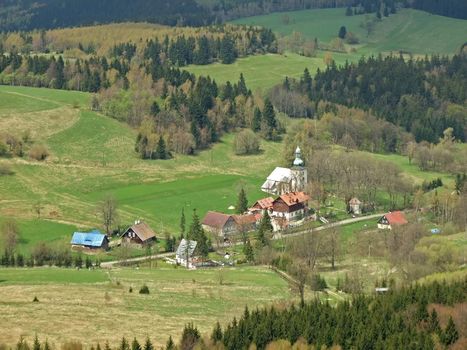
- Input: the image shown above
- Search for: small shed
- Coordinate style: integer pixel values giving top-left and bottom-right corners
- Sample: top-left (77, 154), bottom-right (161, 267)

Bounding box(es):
top-left (71, 230), bottom-right (109, 250)
top-left (121, 221), bottom-right (156, 246)
top-left (349, 197), bottom-right (362, 215)
top-left (176, 239), bottom-right (198, 268)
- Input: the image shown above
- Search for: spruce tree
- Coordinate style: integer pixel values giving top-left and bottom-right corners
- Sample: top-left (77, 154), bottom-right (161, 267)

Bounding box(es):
top-left (150, 101), bottom-right (160, 117)
top-left (338, 26), bottom-right (347, 39)
top-left (156, 136), bottom-right (167, 160)
top-left (165, 336), bottom-right (175, 350)
top-left (252, 107), bottom-right (262, 132)
top-left (236, 187), bottom-right (248, 214)
top-left (33, 335), bottom-right (41, 350)
top-left (180, 208), bottom-right (186, 239)
top-left (427, 309), bottom-right (441, 333)
top-left (345, 6), bottom-right (353, 16)
top-left (131, 338), bottom-right (141, 350)
top-left (120, 337), bottom-right (129, 350)
top-left (237, 73), bottom-right (248, 96)
top-left (243, 239), bottom-right (255, 262)
top-left (262, 99), bottom-right (277, 139)
top-left (441, 316), bottom-right (459, 346)
top-left (211, 322), bottom-right (223, 343)
top-left (143, 337), bottom-right (153, 350)
top-left (189, 209), bottom-right (209, 257)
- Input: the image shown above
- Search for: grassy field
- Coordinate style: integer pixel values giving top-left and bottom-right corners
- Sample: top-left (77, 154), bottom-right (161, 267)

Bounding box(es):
top-left (0, 266), bottom-right (292, 347)
top-left (232, 8), bottom-right (467, 55)
top-left (0, 85), bottom-right (284, 254)
top-left (186, 8), bottom-right (467, 92)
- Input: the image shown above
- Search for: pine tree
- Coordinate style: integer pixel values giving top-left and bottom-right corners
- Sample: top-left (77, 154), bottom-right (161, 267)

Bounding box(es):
top-left (120, 337), bottom-right (129, 350)
top-left (244, 239), bottom-right (255, 262)
top-left (252, 107), bottom-right (262, 132)
top-left (150, 101), bottom-right (160, 117)
top-left (262, 99), bottom-right (277, 139)
top-left (440, 316), bottom-right (459, 346)
top-left (189, 209), bottom-right (209, 257)
top-left (180, 323), bottom-right (200, 350)
top-left (33, 335), bottom-right (41, 350)
top-left (237, 73), bottom-right (248, 96)
top-left (376, 11), bottom-right (382, 20)
top-left (427, 309), bottom-right (441, 333)
top-left (166, 336), bottom-right (175, 350)
top-left (236, 187), bottom-right (248, 214)
top-left (43, 340), bottom-right (50, 350)
top-left (211, 322), bottom-right (223, 343)
top-left (180, 208), bottom-right (186, 239)
top-left (131, 338), bottom-right (141, 350)
top-left (345, 6), bottom-right (353, 16)
top-left (302, 68), bottom-right (312, 94)
top-left (156, 136), bottom-right (167, 160)
top-left (338, 26), bottom-right (347, 39)
top-left (143, 337), bottom-right (153, 350)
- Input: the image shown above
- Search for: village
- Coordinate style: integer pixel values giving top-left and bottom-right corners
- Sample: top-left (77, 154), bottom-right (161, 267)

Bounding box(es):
top-left (69, 146), bottom-right (410, 269)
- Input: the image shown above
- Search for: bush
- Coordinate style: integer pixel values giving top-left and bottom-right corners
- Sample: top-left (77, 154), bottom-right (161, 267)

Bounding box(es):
top-left (139, 285), bottom-right (150, 294)
top-left (33, 296), bottom-right (39, 302)
top-left (234, 129), bottom-right (260, 155)
top-left (29, 144), bottom-right (49, 161)
top-left (0, 164), bottom-right (14, 176)
top-left (345, 32), bottom-right (360, 44)
top-left (0, 141), bottom-right (8, 157)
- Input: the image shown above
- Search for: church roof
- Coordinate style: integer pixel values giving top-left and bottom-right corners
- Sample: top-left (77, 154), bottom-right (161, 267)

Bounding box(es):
top-left (266, 167), bottom-right (293, 182)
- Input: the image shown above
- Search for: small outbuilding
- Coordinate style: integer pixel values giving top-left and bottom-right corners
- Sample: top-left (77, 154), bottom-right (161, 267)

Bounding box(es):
top-left (349, 197), bottom-right (362, 215)
top-left (176, 239), bottom-right (198, 268)
top-left (377, 211), bottom-right (408, 230)
top-left (121, 221), bottom-right (156, 246)
top-left (71, 230), bottom-right (109, 250)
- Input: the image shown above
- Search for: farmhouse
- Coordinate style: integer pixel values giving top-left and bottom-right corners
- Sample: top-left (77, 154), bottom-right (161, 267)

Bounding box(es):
top-left (70, 230), bottom-right (109, 250)
top-left (377, 211), bottom-right (408, 230)
top-left (271, 191), bottom-right (310, 222)
top-left (261, 147), bottom-right (307, 195)
top-left (349, 197), bottom-right (362, 215)
top-left (121, 221), bottom-right (156, 246)
top-left (176, 239), bottom-right (197, 268)
top-left (249, 197), bottom-right (274, 213)
top-left (202, 211), bottom-right (257, 237)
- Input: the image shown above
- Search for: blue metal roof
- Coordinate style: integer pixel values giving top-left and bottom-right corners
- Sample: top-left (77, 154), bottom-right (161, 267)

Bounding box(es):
top-left (71, 230), bottom-right (106, 247)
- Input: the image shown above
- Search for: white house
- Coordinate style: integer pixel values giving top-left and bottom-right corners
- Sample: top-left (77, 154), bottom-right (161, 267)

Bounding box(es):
top-left (261, 147), bottom-right (307, 195)
top-left (176, 239), bottom-right (197, 269)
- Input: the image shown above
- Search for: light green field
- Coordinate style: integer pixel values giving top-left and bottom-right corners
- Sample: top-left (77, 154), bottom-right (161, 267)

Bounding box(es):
top-left (0, 85), bottom-right (283, 254)
top-left (0, 266), bottom-right (292, 347)
top-left (186, 8), bottom-right (467, 92)
top-left (232, 8), bottom-right (467, 55)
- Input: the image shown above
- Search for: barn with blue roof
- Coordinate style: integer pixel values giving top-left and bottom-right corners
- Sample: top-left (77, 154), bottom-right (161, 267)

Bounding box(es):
top-left (71, 230), bottom-right (109, 250)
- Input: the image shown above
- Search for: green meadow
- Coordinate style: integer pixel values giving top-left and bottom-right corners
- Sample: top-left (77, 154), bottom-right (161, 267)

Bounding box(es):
top-left (186, 9), bottom-right (467, 92)
top-left (0, 85), bottom-right (459, 254)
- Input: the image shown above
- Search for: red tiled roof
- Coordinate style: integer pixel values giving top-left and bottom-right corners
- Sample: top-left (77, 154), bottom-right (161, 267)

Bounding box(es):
top-left (277, 192), bottom-right (310, 206)
top-left (233, 214), bottom-right (257, 225)
top-left (385, 211), bottom-right (408, 225)
top-left (251, 197), bottom-right (274, 210)
top-left (202, 211), bottom-right (232, 229)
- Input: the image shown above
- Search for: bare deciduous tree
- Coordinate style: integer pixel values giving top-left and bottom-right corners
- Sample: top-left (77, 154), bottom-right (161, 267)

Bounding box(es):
top-left (99, 195), bottom-right (118, 235)
top-left (1, 219), bottom-right (18, 254)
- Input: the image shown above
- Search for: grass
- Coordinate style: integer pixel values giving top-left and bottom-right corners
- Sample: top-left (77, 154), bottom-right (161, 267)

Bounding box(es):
top-left (186, 8), bottom-right (467, 92)
top-left (232, 8), bottom-right (467, 55)
top-left (0, 266), bottom-right (292, 347)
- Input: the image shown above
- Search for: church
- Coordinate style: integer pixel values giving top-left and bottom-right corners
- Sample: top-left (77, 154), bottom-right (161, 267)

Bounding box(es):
top-left (261, 146), bottom-right (307, 195)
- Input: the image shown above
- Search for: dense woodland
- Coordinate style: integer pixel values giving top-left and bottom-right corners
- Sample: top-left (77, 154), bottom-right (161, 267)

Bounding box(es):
top-left (276, 54), bottom-right (467, 144)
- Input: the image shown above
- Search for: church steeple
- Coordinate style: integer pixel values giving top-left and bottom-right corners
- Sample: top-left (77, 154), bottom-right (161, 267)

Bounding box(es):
top-left (293, 146), bottom-right (304, 167)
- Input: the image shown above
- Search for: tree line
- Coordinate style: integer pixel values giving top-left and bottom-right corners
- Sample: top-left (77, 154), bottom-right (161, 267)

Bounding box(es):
top-left (277, 54), bottom-right (467, 143)
top-left (411, 0), bottom-right (467, 19)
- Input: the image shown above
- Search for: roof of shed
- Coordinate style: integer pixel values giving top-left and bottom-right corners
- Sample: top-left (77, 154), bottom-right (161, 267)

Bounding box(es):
top-left (384, 211), bottom-right (408, 225)
top-left (71, 230), bottom-right (106, 247)
top-left (124, 221), bottom-right (156, 242)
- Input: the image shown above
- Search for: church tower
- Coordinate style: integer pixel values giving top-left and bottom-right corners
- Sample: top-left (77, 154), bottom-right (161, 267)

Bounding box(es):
top-left (291, 146), bottom-right (307, 192)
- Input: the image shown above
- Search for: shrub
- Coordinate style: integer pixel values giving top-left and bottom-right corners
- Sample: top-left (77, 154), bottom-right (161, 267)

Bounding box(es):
top-left (33, 296), bottom-right (39, 302)
top-left (0, 141), bottom-right (8, 157)
top-left (0, 164), bottom-right (14, 176)
top-left (139, 285), bottom-right (150, 294)
top-left (234, 129), bottom-right (260, 155)
top-left (129, 287), bottom-right (133, 293)
top-left (29, 144), bottom-right (49, 161)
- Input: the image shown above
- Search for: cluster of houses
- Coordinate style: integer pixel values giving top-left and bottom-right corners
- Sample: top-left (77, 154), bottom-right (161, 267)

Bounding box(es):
top-left (202, 147), bottom-right (313, 238)
top-left (69, 146), bottom-right (410, 269)
top-left (70, 220), bottom-right (157, 251)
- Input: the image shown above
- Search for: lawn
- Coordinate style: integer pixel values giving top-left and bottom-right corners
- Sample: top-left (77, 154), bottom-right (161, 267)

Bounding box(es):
top-left (0, 266), bottom-right (292, 348)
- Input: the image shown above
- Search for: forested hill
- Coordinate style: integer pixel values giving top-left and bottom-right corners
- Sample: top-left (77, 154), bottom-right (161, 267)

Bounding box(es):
top-left (0, 0), bottom-right (213, 31)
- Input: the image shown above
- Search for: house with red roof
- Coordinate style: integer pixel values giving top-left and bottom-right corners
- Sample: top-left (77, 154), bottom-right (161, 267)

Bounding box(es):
top-left (271, 191), bottom-right (310, 222)
top-left (377, 211), bottom-right (408, 230)
top-left (249, 197), bottom-right (274, 213)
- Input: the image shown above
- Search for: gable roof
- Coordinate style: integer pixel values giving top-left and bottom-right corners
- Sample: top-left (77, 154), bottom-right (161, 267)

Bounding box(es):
top-left (124, 221), bottom-right (156, 242)
top-left (383, 211), bottom-right (408, 225)
top-left (261, 167), bottom-right (294, 193)
top-left (176, 239), bottom-right (197, 258)
top-left (233, 214), bottom-right (257, 226)
top-left (251, 197), bottom-right (274, 210)
top-left (277, 192), bottom-right (310, 206)
top-left (202, 211), bottom-right (232, 229)
top-left (71, 230), bottom-right (107, 247)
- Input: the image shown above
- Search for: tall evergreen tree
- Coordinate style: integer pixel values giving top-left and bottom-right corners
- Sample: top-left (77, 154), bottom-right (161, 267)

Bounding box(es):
top-left (165, 336), bottom-right (175, 350)
top-left (338, 26), bottom-right (347, 39)
top-left (252, 107), bottom-right (262, 132)
top-left (189, 209), bottom-right (209, 257)
top-left (441, 316), bottom-right (459, 346)
top-left (156, 136), bottom-right (167, 160)
top-left (180, 208), bottom-right (186, 238)
top-left (236, 187), bottom-right (248, 214)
